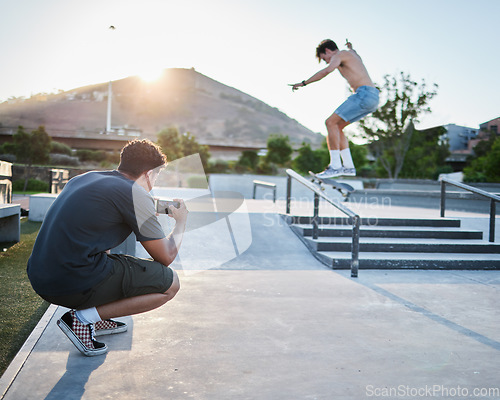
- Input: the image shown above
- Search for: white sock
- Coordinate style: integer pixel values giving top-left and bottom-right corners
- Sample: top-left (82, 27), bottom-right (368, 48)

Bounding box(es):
top-left (75, 307), bottom-right (102, 325)
top-left (340, 148), bottom-right (355, 169)
top-left (329, 150), bottom-right (342, 169)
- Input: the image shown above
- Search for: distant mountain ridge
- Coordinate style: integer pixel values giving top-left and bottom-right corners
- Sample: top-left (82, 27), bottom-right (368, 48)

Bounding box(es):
top-left (0, 68), bottom-right (323, 148)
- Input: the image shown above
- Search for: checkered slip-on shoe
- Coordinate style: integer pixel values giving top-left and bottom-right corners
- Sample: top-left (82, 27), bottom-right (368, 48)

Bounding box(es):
top-left (94, 319), bottom-right (128, 336)
top-left (57, 310), bottom-right (108, 357)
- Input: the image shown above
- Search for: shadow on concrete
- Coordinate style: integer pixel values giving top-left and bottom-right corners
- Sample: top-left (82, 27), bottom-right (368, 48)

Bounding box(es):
top-left (44, 352), bottom-right (107, 400)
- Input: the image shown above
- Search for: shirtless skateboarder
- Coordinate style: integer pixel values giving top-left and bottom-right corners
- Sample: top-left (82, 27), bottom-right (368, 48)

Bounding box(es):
top-left (290, 39), bottom-right (379, 178)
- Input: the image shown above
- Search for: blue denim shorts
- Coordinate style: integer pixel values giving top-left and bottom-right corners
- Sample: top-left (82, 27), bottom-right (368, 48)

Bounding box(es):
top-left (334, 85), bottom-right (379, 123)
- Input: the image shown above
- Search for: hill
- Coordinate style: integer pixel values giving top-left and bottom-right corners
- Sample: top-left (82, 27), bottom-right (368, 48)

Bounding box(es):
top-left (0, 68), bottom-right (323, 149)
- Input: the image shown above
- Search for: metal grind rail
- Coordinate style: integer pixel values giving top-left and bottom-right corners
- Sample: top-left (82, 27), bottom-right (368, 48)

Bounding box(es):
top-left (285, 169), bottom-right (360, 278)
top-left (440, 178), bottom-right (500, 243)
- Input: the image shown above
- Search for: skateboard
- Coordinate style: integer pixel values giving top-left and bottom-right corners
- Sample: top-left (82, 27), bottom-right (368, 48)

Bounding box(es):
top-left (308, 171), bottom-right (354, 199)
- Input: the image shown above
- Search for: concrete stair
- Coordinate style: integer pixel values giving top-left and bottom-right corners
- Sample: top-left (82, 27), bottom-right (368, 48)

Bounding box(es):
top-left (282, 215), bottom-right (500, 270)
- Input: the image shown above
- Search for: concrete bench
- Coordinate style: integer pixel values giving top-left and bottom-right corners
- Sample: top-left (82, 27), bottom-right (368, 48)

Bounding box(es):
top-left (29, 194), bottom-right (58, 222)
top-left (252, 180), bottom-right (277, 202)
top-left (0, 204), bottom-right (20, 243)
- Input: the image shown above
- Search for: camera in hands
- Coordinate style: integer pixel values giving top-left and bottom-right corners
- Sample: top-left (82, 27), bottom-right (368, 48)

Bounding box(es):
top-left (156, 199), bottom-right (181, 215)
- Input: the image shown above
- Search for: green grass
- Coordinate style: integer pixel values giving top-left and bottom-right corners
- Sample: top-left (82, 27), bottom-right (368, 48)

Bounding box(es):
top-left (0, 219), bottom-right (49, 378)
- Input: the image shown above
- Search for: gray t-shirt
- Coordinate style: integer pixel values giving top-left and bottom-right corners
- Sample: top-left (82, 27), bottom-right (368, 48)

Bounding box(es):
top-left (27, 170), bottom-right (165, 296)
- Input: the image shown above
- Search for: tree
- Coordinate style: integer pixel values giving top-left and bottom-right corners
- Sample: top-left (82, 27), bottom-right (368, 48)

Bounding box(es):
top-left (12, 126), bottom-right (31, 163)
top-left (179, 131), bottom-right (210, 169)
top-left (237, 150), bottom-right (259, 171)
top-left (398, 126), bottom-right (450, 179)
top-left (156, 127), bottom-right (210, 170)
top-left (292, 141), bottom-right (328, 174)
top-left (12, 125), bottom-right (52, 191)
top-left (471, 132), bottom-right (495, 158)
top-left (157, 127), bottom-right (183, 161)
top-left (464, 135), bottom-right (500, 182)
top-left (31, 126), bottom-right (52, 165)
top-left (265, 134), bottom-right (292, 166)
top-left (349, 142), bottom-right (369, 171)
top-left (359, 72), bottom-right (438, 179)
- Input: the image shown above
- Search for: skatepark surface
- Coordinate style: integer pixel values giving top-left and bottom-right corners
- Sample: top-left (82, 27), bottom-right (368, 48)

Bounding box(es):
top-left (1, 199), bottom-right (499, 399)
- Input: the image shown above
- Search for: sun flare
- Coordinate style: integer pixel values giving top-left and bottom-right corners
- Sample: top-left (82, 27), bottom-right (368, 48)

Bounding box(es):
top-left (138, 68), bottom-right (164, 82)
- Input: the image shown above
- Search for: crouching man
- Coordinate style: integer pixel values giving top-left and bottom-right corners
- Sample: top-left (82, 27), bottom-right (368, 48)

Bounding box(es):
top-left (27, 139), bottom-right (187, 356)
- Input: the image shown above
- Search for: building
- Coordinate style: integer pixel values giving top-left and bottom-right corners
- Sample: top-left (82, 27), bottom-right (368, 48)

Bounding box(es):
top-left (441, 124), bottom-right (478, 151)
top-left (479, 117), bottom-right (499, 135)
top-left (442, 117), bottom-right (499, 170)
top-left (467, 116), bottom-right (500, 153)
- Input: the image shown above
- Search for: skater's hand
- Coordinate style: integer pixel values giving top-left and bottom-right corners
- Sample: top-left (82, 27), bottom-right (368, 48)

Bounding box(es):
top-left (346, 39), bottom-right (353, 50)
top-left (289, 82), bottom-right (306, 91)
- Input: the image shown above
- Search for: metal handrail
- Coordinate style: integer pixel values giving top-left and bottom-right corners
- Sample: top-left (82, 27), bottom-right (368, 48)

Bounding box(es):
top-left (253, 180), bottom-right (277, 203)
top-left (285, 169), bottom-right (360, 277)
top-left (440, 178), bottom-right (500, 242)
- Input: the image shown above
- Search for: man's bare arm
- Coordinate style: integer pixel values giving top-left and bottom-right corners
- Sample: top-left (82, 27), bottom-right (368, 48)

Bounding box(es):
top-left (141, 199), bottom-right (188, 266)
top-left (289, 54), bottom-right (341, 91)
top-left (345, 39), bottom-right (360, 57)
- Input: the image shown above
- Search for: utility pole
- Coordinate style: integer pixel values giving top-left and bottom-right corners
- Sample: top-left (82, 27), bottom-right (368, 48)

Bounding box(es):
top-left (106, 80), bottom-right (112, 134)
top-left (106, 25), bottom-right (116, 134)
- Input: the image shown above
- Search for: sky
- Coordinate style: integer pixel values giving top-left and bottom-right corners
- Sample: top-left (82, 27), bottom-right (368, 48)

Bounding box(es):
top-left (0, 0), bottom-right (499, 140)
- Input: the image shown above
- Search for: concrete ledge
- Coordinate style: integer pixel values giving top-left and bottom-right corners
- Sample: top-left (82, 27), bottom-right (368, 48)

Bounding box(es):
top-left (0, 204), bottom-right (20, 243)
top-left (28, 194), bottom-right (58, 222)
top-left (0, 304), bottom-right (57, 399)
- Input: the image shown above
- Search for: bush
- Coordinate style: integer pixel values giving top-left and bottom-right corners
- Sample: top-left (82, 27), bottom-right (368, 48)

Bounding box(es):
top-left (51, 141), bottom-right (72, 156)
top-left (463, 137), bottom-right (500, 183)
top-left (433, 165), bottom-right (454, 180)
top-left (350, 143), bottom-right (369, 169)
top-left (12, 179), bottom-right (49, 192)
top-left (463, 170), bottom-right (488, 183)
top-left (292, 142), bottom-right (328, 174)
top-left (358, 165), bottom-right (377, 178)
top-left (256, 159), bottom-right (277, 175)
top-left (207, 160), bottom-right (230, 173)
top-left (76, 149), bottom-right (107, 162)
top-left (237, 150), bottom-right (259, 171)
top-left (0, 141), bottom-right (17, 162)
top-left (266, 134), bottom-right (292, 166)
top-left (94, 150), bottom-right (108, 162)
top-left (50, 153), bottom-right (79, 166)
top-left (0, 142), bottom-right (16, 155)
top-left (106, 152), bottom-right (121, 164)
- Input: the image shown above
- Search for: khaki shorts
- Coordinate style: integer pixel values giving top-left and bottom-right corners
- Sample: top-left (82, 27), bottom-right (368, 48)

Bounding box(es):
top-left (40, 254), bottom-right (174, 310)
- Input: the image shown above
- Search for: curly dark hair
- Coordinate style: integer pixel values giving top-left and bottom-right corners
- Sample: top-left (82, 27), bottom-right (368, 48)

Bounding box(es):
top-left (118, 139), bottom-right (167, 178)
top-left (316, 39), bottom-right (338, 61)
